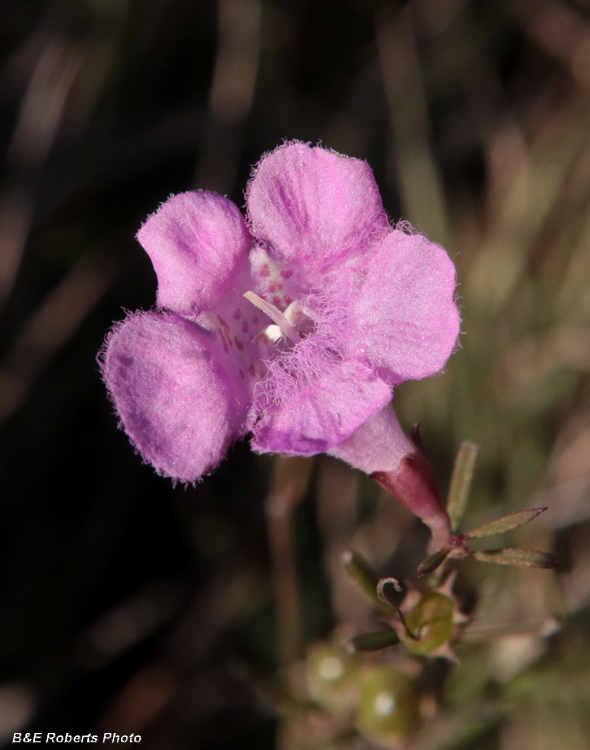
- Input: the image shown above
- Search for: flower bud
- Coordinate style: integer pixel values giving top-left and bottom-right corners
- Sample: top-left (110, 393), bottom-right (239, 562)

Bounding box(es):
top-left (305, 642), bottom-right (360, 716)
top-left (355, 665), bottom-right (421, 747)
top-left (402, 591), bottom-right (454, 657)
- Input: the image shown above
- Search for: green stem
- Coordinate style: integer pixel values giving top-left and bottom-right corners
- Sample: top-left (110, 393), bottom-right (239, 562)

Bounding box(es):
top-left (266, 456), bottom-right (313, 673)
top-left (266, 456), bottom-right (314, 750)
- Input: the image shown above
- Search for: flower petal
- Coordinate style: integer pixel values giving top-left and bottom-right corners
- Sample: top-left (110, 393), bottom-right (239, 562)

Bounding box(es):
top-left (251, 359), bottom-right (392, 455)
top-left (137, 191), bottom-right (251, 314)
top-left (348, 230), bottom-right (460, 382)
top-left (101, 312), bottom-right (250, 482)
top-left (328, 403), bottom-right (414, 474)
top-left (246, 142), bottom-right (389, 281)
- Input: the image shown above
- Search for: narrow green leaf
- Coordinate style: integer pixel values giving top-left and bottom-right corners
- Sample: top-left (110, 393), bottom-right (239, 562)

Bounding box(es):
top-left (349, 629), bottom-right (400, 653)
top-left (447, 442), bottom-right (480, 532)
top-left (473, 548), bottom-right (559, 569)
top-left (417, 545), bottom-right (452, 577)
top-left (342, 550), bottom-right (382, 607)
top-left (466, 507), bottom-right (547, 540)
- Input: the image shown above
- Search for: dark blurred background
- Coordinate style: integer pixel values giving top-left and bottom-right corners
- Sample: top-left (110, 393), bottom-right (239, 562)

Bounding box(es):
top-left (1, 0), bottom-right (590, 747)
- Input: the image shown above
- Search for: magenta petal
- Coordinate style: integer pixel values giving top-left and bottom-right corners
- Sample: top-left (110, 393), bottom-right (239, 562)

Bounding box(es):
top-left (251, 359), bottom-right (392, 456)
top-left (137, 191), bottom-right (251, 314)
top-left (328, 403), bottom-right (414, 474)
top-left (349, 230), bottom-right (460, 381)
top-left (101, 312), bottom-right (249, 482)
top-left (246, 143), bottom-right (389, 276)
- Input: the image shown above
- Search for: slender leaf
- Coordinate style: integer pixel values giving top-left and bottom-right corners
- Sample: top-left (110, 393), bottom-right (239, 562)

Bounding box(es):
top-left (417, 545), bottom-right (452, 576)
top-left (447, 442), bottom-right (480, 532)
top-left (349, 629), bottom-right (400, 653)
top-left (466, 507), bottom-right (547, 539)
top-left (342, 550), bottom-right (381, 607)
top-left (473, 548), bottom-right (558, 569)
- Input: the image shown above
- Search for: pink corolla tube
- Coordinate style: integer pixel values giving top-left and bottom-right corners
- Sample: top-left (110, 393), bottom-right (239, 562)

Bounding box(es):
top-left (100, 142), bottom-right (461, 550)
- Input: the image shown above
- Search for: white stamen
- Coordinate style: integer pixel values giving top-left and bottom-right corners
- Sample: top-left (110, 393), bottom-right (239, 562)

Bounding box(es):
top-left (263, 324), bottom-right (282, 343)
top-left (244, 291), bottom-right (302, 344)
top-left (284, 300), bottom-right (308, 327)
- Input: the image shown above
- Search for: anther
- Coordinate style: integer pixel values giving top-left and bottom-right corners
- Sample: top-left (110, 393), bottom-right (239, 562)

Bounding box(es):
top-left (244, 291), bottom-right (302, 345)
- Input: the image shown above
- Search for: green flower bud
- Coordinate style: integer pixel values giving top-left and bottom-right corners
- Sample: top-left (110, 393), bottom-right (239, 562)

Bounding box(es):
top-left (403, 591), bottom-right (454, 656)
top-left (356, 665), bottom-right (421, 747)
top-left (305, 641), bottom-right (360, 716)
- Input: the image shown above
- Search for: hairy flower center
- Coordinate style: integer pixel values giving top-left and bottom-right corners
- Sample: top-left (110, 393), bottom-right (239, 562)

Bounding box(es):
top-left (244, 291), bottom-right (310, 346)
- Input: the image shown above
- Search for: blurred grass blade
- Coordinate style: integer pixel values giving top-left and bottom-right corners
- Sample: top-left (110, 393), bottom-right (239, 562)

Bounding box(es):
top-left (267, 456), bottom-right (315, 672)
top-left (409, 703), bottom-right (504, 750)
top-left (447, 442), bottom-right (480, 532)
top-left (417, 545), bottom-right (452, 577)
top-left (463, 617), bottom-right (561, 641)
top-left (376, 3), bottom-right (452, 247)
top-left (349, 629), bottom-right (400, 653)
top-left (466, 507), bottom-right (547, 540)
top-left (473, 548), bottom-right (558, 569)
top-left (0, 252), bottom-right (118, 425)
top-left (0, 40), bottom-right (84, 311)
top-left (342, 551), bottom-right (381, 607)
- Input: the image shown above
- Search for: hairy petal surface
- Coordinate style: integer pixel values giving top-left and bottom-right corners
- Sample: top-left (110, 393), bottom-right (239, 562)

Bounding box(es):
top-left (251, 358), bottom-right (392, 455)
top-left (246, 143), bottom-right (389, 282)
top-left (101, 312), bottom-right (249, 482)
top-left (137, 191), bottom-right (251, 314)
top-left (349, 230), bottom-right (460, 382)
top-left (101, 143), bottom-right (462, 486)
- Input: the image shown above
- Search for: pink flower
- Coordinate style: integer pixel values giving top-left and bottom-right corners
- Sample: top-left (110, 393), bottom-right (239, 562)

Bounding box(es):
top-left (100, 143), bottom-right (460, 492)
